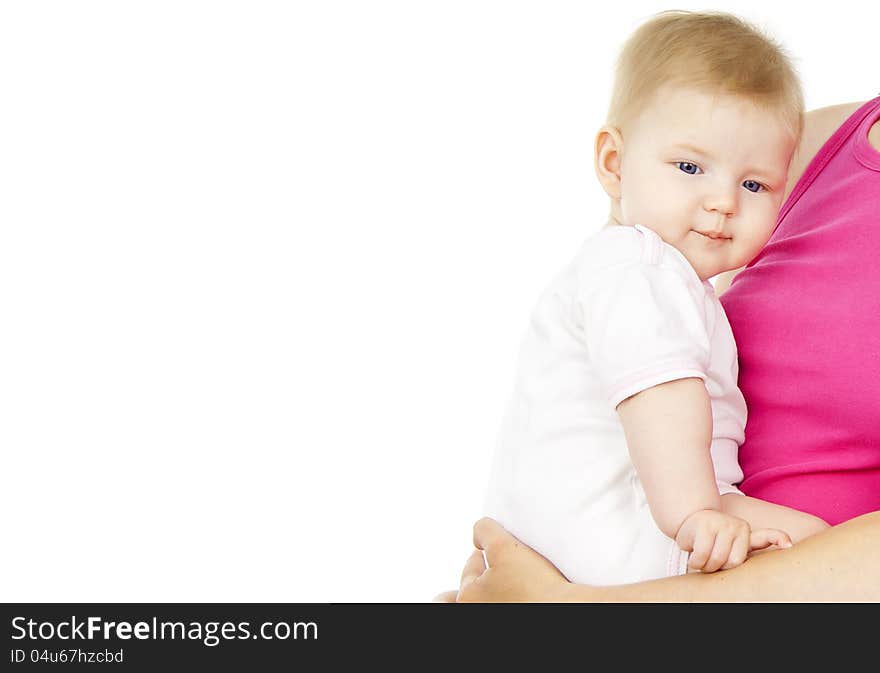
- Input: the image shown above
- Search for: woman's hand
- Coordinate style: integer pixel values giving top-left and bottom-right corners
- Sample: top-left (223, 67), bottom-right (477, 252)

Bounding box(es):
top-left (434, 518), bottom-right (575, 602)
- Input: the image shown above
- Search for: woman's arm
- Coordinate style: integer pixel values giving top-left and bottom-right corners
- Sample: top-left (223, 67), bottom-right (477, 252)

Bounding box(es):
top-left (443, 513), bottom-right (880, 602)
top-left (785, 101), bottom-right (865, 202)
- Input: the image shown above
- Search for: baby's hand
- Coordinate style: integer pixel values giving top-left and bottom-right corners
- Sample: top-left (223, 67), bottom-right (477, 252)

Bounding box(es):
top-left (675, 509), bottom-right (792, 573)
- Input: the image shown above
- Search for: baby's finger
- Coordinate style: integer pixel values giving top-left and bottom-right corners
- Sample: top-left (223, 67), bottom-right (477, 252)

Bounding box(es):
top-left (687, 532), bottom-right (715, 571)
top-left (749, 528), bottom-right (793, 551)
top-left (720, 533), bottom-right (750, 570)
top-left (703, 533), bottom-right (734, 573)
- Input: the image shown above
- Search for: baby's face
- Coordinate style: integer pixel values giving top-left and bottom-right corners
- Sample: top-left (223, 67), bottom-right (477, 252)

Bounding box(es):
top-left (616, 86), bottom-right (797, 280)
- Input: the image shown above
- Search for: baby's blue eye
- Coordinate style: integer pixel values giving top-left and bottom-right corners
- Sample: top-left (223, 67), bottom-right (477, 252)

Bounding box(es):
top-left (743, 180), bottom-right (764, 193)
top-left (676, 162), bottom-right (701, 175)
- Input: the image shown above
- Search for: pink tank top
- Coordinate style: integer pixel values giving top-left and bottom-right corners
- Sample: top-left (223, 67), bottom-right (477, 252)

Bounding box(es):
top-left (720, 96), bottom-right (880, 525)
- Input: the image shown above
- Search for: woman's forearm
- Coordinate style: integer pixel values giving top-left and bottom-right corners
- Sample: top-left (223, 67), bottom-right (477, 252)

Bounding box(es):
top-left (560, 511), bottom-right (880, 602)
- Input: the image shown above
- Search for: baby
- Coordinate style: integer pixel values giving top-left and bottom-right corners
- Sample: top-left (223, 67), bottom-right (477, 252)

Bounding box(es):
top-left (483, 11), bottom-right (829, 586)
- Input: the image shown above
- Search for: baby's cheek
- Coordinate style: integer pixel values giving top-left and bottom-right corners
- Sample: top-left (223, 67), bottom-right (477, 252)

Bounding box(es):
top-left (747, 225), bottom-right (774, 251)
top-left (624, 182), bottom-right (674, 227)
top-left (732, 241), bottom-right (761, 268)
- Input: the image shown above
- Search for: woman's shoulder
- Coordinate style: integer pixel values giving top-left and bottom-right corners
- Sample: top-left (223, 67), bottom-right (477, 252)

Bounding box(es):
top-left (784, 101), bottom-right (868, 201)
top-left (802, 101), bottom-right (867, 153)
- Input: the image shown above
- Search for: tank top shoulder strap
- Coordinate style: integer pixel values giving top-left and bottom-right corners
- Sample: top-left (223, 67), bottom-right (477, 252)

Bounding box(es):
top-left (778, 96), bottom-right (880, 225)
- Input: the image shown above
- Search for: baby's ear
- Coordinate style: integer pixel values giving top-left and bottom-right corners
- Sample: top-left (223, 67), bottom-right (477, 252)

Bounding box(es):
top-left (594, 126), bottom-right (624, 200)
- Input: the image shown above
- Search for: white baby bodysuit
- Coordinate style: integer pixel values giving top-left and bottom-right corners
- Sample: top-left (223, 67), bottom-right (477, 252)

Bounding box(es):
top-left (483, 224), bottom-right (746, 585)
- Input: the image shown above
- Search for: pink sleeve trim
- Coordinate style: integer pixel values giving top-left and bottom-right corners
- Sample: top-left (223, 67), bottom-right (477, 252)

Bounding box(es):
top-left (607, 365), bottom-right (706, 410)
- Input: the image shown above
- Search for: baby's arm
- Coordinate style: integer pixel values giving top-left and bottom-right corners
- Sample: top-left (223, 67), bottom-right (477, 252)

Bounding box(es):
top-left (617, 377), bottom-right (790, 571)
top-left (616, 377), bottom-right (722, 539)
top-left (720, 493), bottom-right (830, 544)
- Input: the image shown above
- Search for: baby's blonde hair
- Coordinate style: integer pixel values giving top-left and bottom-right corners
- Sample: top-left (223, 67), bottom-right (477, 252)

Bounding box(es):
top-left (607, 10), bottom-right (804, 141)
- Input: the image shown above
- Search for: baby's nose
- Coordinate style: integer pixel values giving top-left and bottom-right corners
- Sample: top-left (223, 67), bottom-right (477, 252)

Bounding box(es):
top-left (703, 188), bottom-right (737, 218)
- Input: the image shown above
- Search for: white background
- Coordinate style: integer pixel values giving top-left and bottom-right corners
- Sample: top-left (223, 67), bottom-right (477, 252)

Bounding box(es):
top-left (0, 1), bottom-right (876, 602)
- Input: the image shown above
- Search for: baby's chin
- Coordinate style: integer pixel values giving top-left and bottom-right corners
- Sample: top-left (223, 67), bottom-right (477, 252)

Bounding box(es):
top-left (681, 253), bottom-right (729, 282)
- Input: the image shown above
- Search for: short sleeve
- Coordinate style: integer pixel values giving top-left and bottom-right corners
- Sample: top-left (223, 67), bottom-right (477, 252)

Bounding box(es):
top-left (583, 262), bottom-right (711, 410)
top-left (711, 439), bottom-right (745, 495)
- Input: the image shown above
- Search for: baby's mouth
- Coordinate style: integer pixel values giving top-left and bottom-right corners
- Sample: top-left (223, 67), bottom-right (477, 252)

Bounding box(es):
top-left (693, 230), bottom-right (731, 241)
